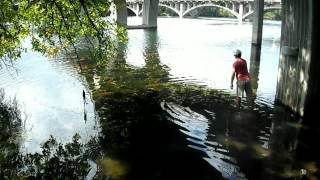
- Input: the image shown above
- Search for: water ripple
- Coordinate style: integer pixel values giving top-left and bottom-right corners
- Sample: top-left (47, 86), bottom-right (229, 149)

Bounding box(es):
top-left (161, 101), bottom-right (247, 179)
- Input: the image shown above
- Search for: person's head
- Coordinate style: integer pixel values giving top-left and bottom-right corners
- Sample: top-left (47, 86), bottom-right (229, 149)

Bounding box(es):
top-left (233, 49), bottom-right (242, 58)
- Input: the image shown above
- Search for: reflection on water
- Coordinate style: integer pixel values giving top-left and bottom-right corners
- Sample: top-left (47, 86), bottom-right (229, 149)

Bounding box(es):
top-left (161, 97), bottom-right (271, 179)
top-left (0, 51), bottom-right (98, 153)
top-left (1, 18), bottom-right (319, 179)
top-left (161, 102), bottom-right (245, 179)
top-left (0, 89), bottom-right (23, 178)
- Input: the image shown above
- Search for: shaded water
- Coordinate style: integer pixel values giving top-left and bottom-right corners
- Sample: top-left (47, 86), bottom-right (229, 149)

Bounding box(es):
top-left (1, 17), bottom-right (317, 179)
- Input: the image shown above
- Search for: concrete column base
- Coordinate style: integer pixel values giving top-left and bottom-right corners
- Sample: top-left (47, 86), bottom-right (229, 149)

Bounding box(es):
top-left (142, 0), bottom-right (159, 27)
top-left (251, 0), bottom-right (264, 45)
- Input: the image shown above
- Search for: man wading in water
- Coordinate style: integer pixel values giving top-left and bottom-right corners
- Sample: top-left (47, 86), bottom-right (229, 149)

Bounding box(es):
top-left (230, 49), bottom-right (254, 108)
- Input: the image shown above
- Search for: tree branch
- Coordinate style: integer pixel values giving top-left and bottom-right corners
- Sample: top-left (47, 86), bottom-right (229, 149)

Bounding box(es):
top-left (79, 0), bottom-right (103, 43)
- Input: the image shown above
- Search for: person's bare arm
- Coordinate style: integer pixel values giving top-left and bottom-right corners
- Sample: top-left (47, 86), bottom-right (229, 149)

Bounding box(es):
top-left (231, 70), bottom-right (235, 89)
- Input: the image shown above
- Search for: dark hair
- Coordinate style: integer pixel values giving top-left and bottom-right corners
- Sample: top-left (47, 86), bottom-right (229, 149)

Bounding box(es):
top-left (233, 49), bottom-right (242, 58)
top-left (234, 54), bottom-right (241, 58)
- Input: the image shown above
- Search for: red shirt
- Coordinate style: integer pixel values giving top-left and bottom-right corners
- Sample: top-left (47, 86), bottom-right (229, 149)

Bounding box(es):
top-left (233, 58), bottom-right (250, 80)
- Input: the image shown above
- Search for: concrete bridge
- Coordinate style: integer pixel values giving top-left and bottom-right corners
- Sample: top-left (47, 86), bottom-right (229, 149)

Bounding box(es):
top-left (125, 0), bottom-right (281, 23)
top-left (112, 0), bottom-right (280, 28)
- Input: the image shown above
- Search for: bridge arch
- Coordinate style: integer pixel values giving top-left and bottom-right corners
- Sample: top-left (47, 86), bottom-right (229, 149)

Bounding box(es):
top-left (158, 3), bottom-right (180, 17)
top-left (137, 3), bottom-right (180, 17)
top-left (182, 3), bottom-right (239, 19)
top-left (127, 6), bottom-right (138, 16)
top-left (243, 6), bottom-right (281, 20)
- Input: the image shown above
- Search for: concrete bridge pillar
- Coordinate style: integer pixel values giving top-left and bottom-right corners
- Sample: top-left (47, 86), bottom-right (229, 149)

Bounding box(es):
top-left (179, 3), bottom-right (186, 18)
top-left (142, 0), bottom-right (159, 27)
top-left (248, 2), bottom-right (253, 12)
top-left (175, 2), bottom-right (179, 10)
top-left (232, 2), bottom-right (236, 11)
top-left (238, 2), bottom-right (244, 23)
top-left (251, 0), bottom-right (264, 46)
top-left (249, 49), bottom-right (261, 95)
top-left (193, 2), bottom-right (197, 7)
top-left (116, 0), bottom-right (127, 25)
top-left (135, 3), bottom-right (140, 16)
top-left (169, 2), bottom-right (174, 8)
top-left (110, 0), bottom-right (127, 25)
top-left (187, 2), bottom-right (191, 10)
top-left (276, 0), bottom-right (316, 116)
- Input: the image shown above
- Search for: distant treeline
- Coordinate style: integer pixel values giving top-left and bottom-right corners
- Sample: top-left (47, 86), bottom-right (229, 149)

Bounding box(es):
top-left (158, 6), bottom-right (234, 18)
top-left (190, 7), bottom-right (235, 18)
top-left (264, 10), bottom-right (281, 20)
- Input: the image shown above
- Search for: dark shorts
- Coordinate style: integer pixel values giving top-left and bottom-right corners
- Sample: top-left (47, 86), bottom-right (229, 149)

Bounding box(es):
top-left (236, 80), bottom-right (253, 98)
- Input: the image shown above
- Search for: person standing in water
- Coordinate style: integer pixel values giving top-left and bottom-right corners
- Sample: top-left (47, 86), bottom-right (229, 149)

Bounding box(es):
top-left (230, 49), bottom-right (254, 108)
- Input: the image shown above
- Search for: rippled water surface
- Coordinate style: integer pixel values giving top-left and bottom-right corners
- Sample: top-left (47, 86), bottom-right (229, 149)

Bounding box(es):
top-left (1, 17), bottom-right (311, 179)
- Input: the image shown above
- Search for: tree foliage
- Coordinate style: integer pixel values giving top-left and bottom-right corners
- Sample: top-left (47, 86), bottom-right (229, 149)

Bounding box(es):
top-left (197, 7), bottom-right (234, 18)
top-left (264, 10), bottom-right (281, 20)
top-left (0, 0), bottom-right (126, 63)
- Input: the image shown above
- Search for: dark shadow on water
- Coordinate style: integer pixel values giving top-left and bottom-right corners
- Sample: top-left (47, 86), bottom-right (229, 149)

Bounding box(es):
top-left (96, 90), bottom-right (224, 180)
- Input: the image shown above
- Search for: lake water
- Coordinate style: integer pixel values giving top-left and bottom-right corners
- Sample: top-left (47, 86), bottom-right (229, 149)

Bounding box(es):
top-left (127, 17), bottom-right (280, 101)
top-left (1, 17), bottom-right (307, 179)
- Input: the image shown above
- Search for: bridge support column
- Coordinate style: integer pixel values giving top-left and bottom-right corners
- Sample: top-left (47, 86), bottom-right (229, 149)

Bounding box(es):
top-left (251, 0), bottom-right (264, 46)
top-left (135, 3), bottom-right (140, 16)
top-left (248, 2), bottom-right (253, 12)
top-left (238, 2), bottom-right (244, 23)
top-left (192, 2), bottom-right (197, 7)
top-left (169, 2), bottom-right (174, 8)
top-left (115, 0), bottom-right (127, 25)
top-left (275, 1), bottom-right (320, 164)
top-left (179, 3), bottom-right (186, 18)
top-left (276, 0), bottom-right (315, 116)
top-left (142, 0), bottom-right (159, 27)
top-left (187, 2), bottom-right (191, 10)
top-left (249, 47), bottom-right (261, 96)
top-left (175, 2), bottom-right (179, 10)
